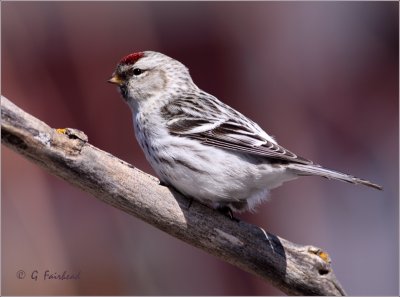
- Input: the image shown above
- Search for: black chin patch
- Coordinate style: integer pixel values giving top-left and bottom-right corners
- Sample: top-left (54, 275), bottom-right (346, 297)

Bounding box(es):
top-left (119, 85), bottom-right (128, 100)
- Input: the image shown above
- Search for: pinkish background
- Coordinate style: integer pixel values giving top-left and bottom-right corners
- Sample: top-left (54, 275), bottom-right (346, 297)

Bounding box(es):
top-left (2, 1), bottom-right (398, 295)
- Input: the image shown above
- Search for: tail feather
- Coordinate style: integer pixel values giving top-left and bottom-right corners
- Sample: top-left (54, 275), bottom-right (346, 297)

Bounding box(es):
top-left (287, 164), bottom-right (383, 190)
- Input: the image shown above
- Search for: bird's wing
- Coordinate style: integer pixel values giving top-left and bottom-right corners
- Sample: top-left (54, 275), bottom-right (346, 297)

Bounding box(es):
top-left (161, 97), bottom-right (313, 165)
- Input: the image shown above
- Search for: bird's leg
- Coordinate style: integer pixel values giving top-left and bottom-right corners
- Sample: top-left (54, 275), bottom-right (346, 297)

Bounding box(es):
top-left (159, 180), bottom-right (169, 187)
top-left (217, 206), bottom-right (240, 222)
top-left (187, 197), bottom-right (194, 209)
top-left (161, 180), bottom-right (194, 210)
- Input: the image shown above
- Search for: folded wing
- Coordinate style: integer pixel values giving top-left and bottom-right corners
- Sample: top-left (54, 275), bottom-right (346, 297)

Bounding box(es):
top-left (162, 97), bottom-right (313, 165)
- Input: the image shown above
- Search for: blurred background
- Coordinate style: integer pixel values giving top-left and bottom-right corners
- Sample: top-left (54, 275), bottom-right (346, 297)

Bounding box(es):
top-left (1, 1), bottom-right (398, 295)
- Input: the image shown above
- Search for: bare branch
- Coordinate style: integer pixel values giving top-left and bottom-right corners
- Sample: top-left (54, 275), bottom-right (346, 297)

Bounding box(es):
top-left (1, 96), bottom-right (346, 295)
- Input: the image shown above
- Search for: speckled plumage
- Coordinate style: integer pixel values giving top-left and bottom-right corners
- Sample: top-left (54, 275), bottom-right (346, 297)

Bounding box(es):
top-left (109, 51), bottom-right (382, 213)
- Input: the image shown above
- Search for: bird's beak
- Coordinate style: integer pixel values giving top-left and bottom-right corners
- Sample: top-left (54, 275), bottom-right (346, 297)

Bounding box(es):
top-left (108, 74), bottom-right (124, 86)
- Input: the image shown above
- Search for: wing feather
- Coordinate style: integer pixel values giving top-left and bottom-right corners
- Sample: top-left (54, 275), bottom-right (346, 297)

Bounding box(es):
top-left (161, 96), bottom-right (313, 165)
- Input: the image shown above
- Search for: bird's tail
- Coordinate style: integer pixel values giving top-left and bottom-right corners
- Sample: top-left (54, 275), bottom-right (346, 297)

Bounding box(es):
top-left (287, 164), bottom-right (383, 190)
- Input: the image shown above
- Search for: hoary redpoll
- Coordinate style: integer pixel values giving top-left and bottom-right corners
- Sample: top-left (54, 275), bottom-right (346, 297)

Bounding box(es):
top-left (108, 51), bottom-right (382, 213)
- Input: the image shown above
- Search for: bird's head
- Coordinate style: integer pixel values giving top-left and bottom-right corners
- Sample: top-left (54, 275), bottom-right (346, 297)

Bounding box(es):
top-left (109, 51), bottom-right (194, 107)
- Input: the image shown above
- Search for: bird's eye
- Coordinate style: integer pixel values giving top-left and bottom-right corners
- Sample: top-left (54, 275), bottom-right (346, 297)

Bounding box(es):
top-left (133, 68), bottom-right (143, 76)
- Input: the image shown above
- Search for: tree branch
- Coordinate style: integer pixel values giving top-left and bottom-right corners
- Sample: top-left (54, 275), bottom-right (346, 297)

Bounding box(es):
top-left (1, 96), bottom-right (346, 296)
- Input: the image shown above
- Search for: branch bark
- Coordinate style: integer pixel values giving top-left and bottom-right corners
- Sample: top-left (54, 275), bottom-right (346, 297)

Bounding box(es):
top-left (1, 96), bottom-right (346, 296)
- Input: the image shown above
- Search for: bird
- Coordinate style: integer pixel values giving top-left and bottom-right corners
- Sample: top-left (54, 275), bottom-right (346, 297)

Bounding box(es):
top-left (108, 51), bottom-right (382, 214)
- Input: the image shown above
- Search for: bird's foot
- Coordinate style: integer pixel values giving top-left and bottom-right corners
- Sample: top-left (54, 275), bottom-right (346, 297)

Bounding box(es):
top-left (159, 180), bottom-right (169, 187)
top-left (217, 206), bottom-right (240, 222)
top-left (187, 197), bottom-right (194, 209)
